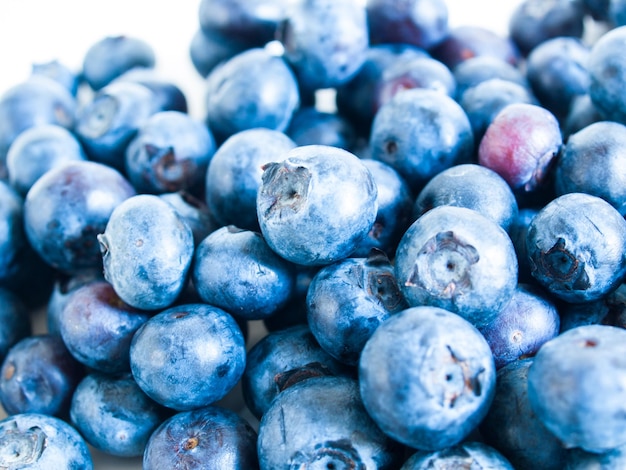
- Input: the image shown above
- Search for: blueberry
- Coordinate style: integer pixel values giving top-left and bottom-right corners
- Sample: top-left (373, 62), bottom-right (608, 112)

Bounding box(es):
top-left (189, 28), bottom-right (249, 78)
top-left (114, 68), bottom-right (189, 114)
top-left (358, 306), bottom-right (496, 450)
top-left (23, 160), bottom-right (136, 274)
top-left (97, 194), bottom-right (194, 310)
top-left (286, 106), bottom-right (357, 151)
top-left (562, 93), bottom-right (603, 139)
top-left (453, 55), bottom-right (529, 102)
top-left (565, 442), bottom-right (626, 469)
top-left (69, 372), bottom-right (169, 457)
top-left (400, 441), bottom-right (515, 469)
top-left (0, 412), bottom-right (93, 469)
top-left (192, 226), bottom-right (296, 321)
top-left (0, 181), bottom-right (28, 284)
top-left (0, 288), bottom-right (30, 364)
top-left (369, 88), bottom-right (474, 192)
top-left (526, 192), bottom-right (626, 303)
top-left (0, 334), bottom-right (84, 418)
top-left (143, 405), bottom-right (259, 469)
top-left (258, 375), bottom-right (403, 469)
top-left (559, 283), bottom-right (626, 332)
top-left (129, 303), bottom-right (246, 411)
top-left (158, 191), bottom-right (217, 247)
top-left (528, 324), bottom-right (626, 452)
top-left (30, 59), bottom-right (80, 96)
top-left (508, 207), bottom-right (541, 284)
top-left (395, 205), bottom-right (518, 329)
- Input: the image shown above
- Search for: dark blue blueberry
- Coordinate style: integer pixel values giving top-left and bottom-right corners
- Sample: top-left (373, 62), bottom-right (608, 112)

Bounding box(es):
top-left (559, 283), bottom-right (626, 332)
top-left (23, 160), bottom-right (136, 273)
top-left (526, 192), bottom-right (626, 303)
top-left (0, 334), bottom-right (84, 417)
top-left (395, 205), bottom-right (518, 329)
top-left (143, 405), bottom-right (259, 469)
top-left (125, 110), bottom-right (215, 195)
top-left (370, 88), bottom-right (474, 192)
top-left (242, 324), bottom-right (351, 420)
top-left (114, 68), bottom-right (188, 114)
top-left (286, 106), bottom-right (357, 151)
top-left (0, 412), bottom-right (93, 469)
top-left (205, 128), bottom-right (296, 231)
top-left (480, 358), bottom-right (568, 470)
top-left (554, 120), bottom-right (626, 216)
top-left (509, 0), bottom-right (586, 56)
top-left (400, 442), bottom-right (515, 469)
top-left (278, 0), bottom-right (369, 93)
top-left (413, 163), bottom-right (519, 233)
top-left (256, 145), bottom-right (378, 266)
top-left (582, 0), bottom-right (611, 21)
top-left (159, 191), bottom-right (217, 247)
top-left (306, 250), bottom-right (407, 365)
top-left (70, 372), bottom-right (169, 457)
top-left (453, 55), bottom-right (529, 102)
top-left (0, 181), bottom-right (27, 284)
top-left (258, 375), bottom-right (403, 469)
top-left (204, 47), bottom-right (299, 143)
top-left (366, 0), bottom-right (449, 49)
top-left (75, 80), bottom-right (157, 171)
top-left (97, 194), bottom-right (194, 310)
top-left (58, 280), bottom-right (152, 374)
top-left (528, 324), bottom-right (626, 452)
top-left (562, 93), bottom-right (603, 139)
top-left (192, 226), bottom-right (296, 321)
top-left (31, 59), bottom-right (80, 96)
top-left (0, 288), bottom-right (30, 364)
top-left (508, 207), bottom-right (541, 285)
top-left (6, 123), bottom-right (86, 196)
top-left (81, 35), bottom-right (156, 91)
top-left (359, 306), bottom-right (496, 450)
top-left (189, 27), bottom-right (249, 78)
top-left (129, 303), bottom-right (246, 410)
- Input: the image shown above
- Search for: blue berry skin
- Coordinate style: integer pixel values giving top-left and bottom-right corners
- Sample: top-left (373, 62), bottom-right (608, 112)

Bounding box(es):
top-left (306, 250), bottom-right (408, 365)
top-left (526, 192), bottom-right (626, 303)
top-left (114, 68), bottom-right (188, 114)
top-left (0, 288), bottom-right (30, 364)
top-left (159, 191), bottom-right (217, 247)
top-left (58, 280), bottom-right (152, 374)
top-left (258, 376), bottom-right (404, 469)
top-left (31, 59), bottom-right (80, 96)
top-left (0, 334), bottom-right (84, 418)
top-left (0, 76), bottom-right (76, 177)
top-left (6, 124), bottom-right (86, 196)
top-left (400, 442), bottom-right (515, 469)
top-left (525, 37), bottom-right (590, 122)
top-left (352, 159), bottom-right (414, 258)
top-left (257, 145), bottom-right (378, 266)
top-left (129, 303), bottom-right (246, 411)
top-left (528, 324), bottom-right (626, 452)
top-left (143, 405), bottom-right (259, 470)
top-left (69, 372), bottom-right (169, 458)
top-left (559, 283), bottom-right (626, 332)
top-left (589, 25), bottom-right (626, 124)
top-left (23, 160), bottom-right (136, 274)
top-left (97, 194), bottom-right (194, 310)
top-left (125, 110), bottom-right (215, 195)
top-left (241, 324), bottom-right (350, 420)
top-left (366, 0), bottom-right (449, 50)
top-left (370, 88), bottom-right (474, 192)
top-left (192, 226), bottom-right (296, 321)
top-left (562, 93), bottom-right (602, 140)
top-left (565, 443), bottom-right (626, 469)
top-left (395, 206), bottom-right (518, 329)
top-left (204, 48), bottom-right (299, 143)
top-left (189, 28), bottom-right (249, 78)
top-left (81, 35), bottom-right (156, 91)
top-left (0, 412), bottom-right (93, 469)
top-left (453, 56), bottom-right (529, 102)
top-left (205, 128), bottom-right (296, 231)
top-left (554, 121), bottom-right (626, 216)
top-left (286, 107), bottom-right (357, 151)
top-left (0, 181), bottom-right (27, 284)
top-left (358, 306), bottom-right (496, 451)
top-left (480, 358), bottom-right (568, 470)
top-left (413, 163), bottom-right (519, 233)
top-left (478, 284), bottom-right (560, 370)
top-left (278, 0), bottom-right (369, 94)
top-left (75, 80), bottom-right (157, 171)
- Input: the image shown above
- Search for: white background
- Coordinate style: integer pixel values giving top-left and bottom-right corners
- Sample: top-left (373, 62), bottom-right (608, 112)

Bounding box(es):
top-left (0, 1), bottom-right (525, 469)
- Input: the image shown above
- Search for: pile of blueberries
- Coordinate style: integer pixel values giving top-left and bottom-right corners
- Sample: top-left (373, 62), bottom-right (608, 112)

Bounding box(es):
top-left (3, 0), bottom-right (626, 468)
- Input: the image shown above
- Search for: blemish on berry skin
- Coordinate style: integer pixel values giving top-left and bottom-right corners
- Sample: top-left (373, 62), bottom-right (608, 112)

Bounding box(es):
top-left (582, 338), bottom-right (598, 348)
top-left (3, 362), bottom-right (15, 380)
top-left (182, 436), bottom-right (199, 451)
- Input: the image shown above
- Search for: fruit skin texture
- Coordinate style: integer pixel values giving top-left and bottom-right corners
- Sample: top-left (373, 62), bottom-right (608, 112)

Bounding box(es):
top-left (358, 306), bottom-right (496, 451)
top-left (400, 441), bottom-right (514, 469)
top-left (528, 324), bottom-right (626, 453)
top-left (129, 303), bottom-right (246, 411)
top-left (526, 192), bottom-right (626, 303)
top-left (0, 412), bottom-right (93, 469)
top-left (395, 205), bottom-right (518, 329)
top-left (256, 144), bottom-right (378, 266)
top-left (0, 288), bottom-right (30, 364)
top-left (97, 194), bottom-right (194, 310)
top-left (143, 404), bottom-right (259, 470)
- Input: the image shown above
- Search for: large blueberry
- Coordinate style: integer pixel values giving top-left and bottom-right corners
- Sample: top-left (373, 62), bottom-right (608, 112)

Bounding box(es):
top-left (256, 144), bottom-right (378, 266)
top-left (395, 205), bottom-right (518, 329)
top-left (129, 303), bottom-right (246, 410)
top-left (0, 413), bottom-right (93, 469)
top-left (526, 192), bottom-right (626, 303)
top-left (258, 375), bottom-right (403, 469)
top-left (23, 160), bottom-right (136, 273)
top-left (97, 194), bottom-right (194, 310)
top-left (358, 306), bottom-right (496, 450)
